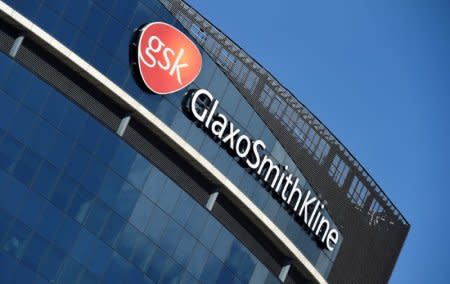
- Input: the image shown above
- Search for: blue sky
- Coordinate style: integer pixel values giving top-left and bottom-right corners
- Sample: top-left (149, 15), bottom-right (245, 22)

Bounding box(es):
top-left (186, 0), bottom-right (450, 282)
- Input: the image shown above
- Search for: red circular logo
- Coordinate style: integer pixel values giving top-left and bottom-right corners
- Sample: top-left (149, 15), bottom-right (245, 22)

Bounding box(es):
top-left (137, 22), bottom-right (202, 95)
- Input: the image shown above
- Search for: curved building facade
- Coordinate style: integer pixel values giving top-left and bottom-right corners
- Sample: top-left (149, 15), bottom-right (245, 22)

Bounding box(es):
top-left (0, 0), bottom-right (408, 283)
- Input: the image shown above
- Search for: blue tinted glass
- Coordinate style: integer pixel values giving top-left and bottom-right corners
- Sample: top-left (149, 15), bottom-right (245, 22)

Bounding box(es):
top-left (99, 16), bottom-right (125, 56)
top-left (31, 161), bottom-right (59, 198)
top-left (0, 135), bottom-right (22, 172)
top-left (145, 247), bottom-right (168, 282)
top-left (82, 3), bottom-right (109, 41)
top-left (142, 167), bottom-right (167, 202)
top-left (130, 196), bottom-right (153, 232)
top-left (2, 63), bottom-right (31, 100)
top-left (67, 188), bottom-right (93, 224)
top-left (159, 258), bottom-right (183, 283)
top-left (43, 0), bottom-right (68, 13)
top-left (170, 191), bottom-right (195, 226)
top-left (38, 245), bottom-right (64, 281)
top-left (26, 117), bottom-right (56, 158)
top-left (173, 232), bottom-right (196, 267)
top-left (85, 199), bottom-right (110, 236)
top-left (54, 215), bottom-right (80, 252)
top-left (21, 233), bottom-right (49, 270)
top-left (157, 179), bottom-right (180, 213)
top-left (57, 257), bottom-right (83, 284)
top-left (3, 220), bottom-right (32, 259)
top-left (12, 263), bottom-right (35, 283)
top-left (0, 210), bottom-right (13, 242)
top-left (47, 131), bottom-right (74, 169)
top-left (198, 216), bottom-right (222, 249)
top-left (200, 253), bottom-right (223, 283)
top-left (41, 89), bottom-right (68, 128)
top-left (187, 242), bottom-right (208, 278)
top-left (51, 174), bottom-right (78, 212)
top-left (131, 233), bottom-right (155, 271)
top-left (144, 206), bottom-right (168, 242)
top-left (58, 103), bottom-right (88, 140)
top-left (62, 0), bottom-right (90, 26)
top-left (109, 141), bottom-right (135, 178)
top-left (116, 223), bottom-right (139, 259)
top-left (185, 204), bottom-right (208, 237)
top-left (0, 170), bottom-right (27, 216)
top-left (127, 154), bottom-right (152, 189)
top-left (100, 212), bottom-right (125, 247)
top-left (81, 158), bottom-right (108, 194)
top-left (0, 93), bottom-right (18, 131)
top-left (159, 219), bottom-right (182, 255)
top-left (0, 252), bottom-right (19, 283)
top-left (36, 204), bottom-right (63, 241)
top-left (17, 190), bottom-right (46, 228)
top-left (9, 106), bottom-right (37, 143)
top-left (13, 149), bottom-right (41, 188)
top-left (35, 4), bottom-right (59, 35)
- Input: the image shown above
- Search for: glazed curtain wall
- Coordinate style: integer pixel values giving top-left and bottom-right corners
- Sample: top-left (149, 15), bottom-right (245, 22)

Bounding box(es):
top-left (3, 0), bottom-right (340, 277)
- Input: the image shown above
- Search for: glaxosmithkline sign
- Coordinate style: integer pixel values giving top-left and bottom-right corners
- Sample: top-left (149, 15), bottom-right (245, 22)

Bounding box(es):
top-left (137, 22), bottom-right (202, 94)
top-left (186, 89), bottom-right (340, 251)
top-left (135, 22), bottom-right (339, 251)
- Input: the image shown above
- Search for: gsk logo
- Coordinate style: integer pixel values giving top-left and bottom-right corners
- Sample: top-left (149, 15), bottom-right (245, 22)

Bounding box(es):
top-left (137, 22), bottom-right (202, 95)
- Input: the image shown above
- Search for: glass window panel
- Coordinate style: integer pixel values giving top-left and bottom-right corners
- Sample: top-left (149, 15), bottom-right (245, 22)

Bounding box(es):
top-left (50, 174), bottom-right (78, 212)
top-left (81, 3), bottom-right (108, 41)
top-left (80, 157), bottom-right (108, 194)
top-left (57, 256), bottom-right (84, 284)
top-left (2, 63), bottom-right (32, 101)
top-left (186, 242), bottom-right (208, 278)
top-left (54, 215), bottom-right (80, 252)
top-left (157, 179), bottom-right (180, 213)
top-left (173, 232), bottom-right (196, 266)
top-left (21, 233), bottom-right (49, 271)
top-left (144, 206), bottom-right (168, 242)
top-left (170, 190), bottom-right (195, 227)
top-left (9, 106), bottom-right (37, 144)
top-left (2, 220), bottom-right (32, 259)
top-left (85, 199), bottom-right (110, 236)
top-left (35, 4), bottom-right (59, 34)
top-left (62, 0), bottom-right (90, 26)
top-left (17, 190), bottom-right (46, 228)
top-left (46, 130), bottom-right (74, 169)
top-left (109, 141), bottom-right (135, 178)
top-left (145, 247), bottom-right (168, 282)
top-left (159, 219), bottom-right (183, 255)
top-left (26, 117), bottom-right (56, 158)
top-left (36, 203), bottom-right (63, 241)
top-left (142, 167), bottom-right (167, 202)
top-left (116, 223), bottom-right (139, 260)
top-left (39, 245), bottom-right (64, 282)
top-left (100, 212), bottom-right (125, 247)
top-left (114, 182), bottom-right (139, 219)
top-left (11, 262), bottom-right (35, 284)
top-left (67, 188), bottom-right (93, 224)
top-left (130, 196), bottom-right (153, 232)
top-left (185, 204), bottom-right (208, 238)
top-left (198, 215), bottom-right (221, 250)
top-left (0, 93), bottom-right (18, 132)
top-left (0, 251), bottom-right (19, 283)
top-left (200, 253), bottom-right (223, 284)
top-left (131, 233), bottom-right (156, 271)
top-left (31, 160), bottom-right (59, 198)
top-left (159, 258), bottom-right (183, 284)
top-left (127, 154), bottom-right (152, 189)
top-left (0, 170), bottom-right (27, 216)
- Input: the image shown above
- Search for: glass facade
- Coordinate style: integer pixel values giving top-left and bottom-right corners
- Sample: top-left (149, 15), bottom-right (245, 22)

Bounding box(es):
top-left (0, 51), bottom-right (280, 283)
top-left (0, 0), bottom-right (342, 282)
